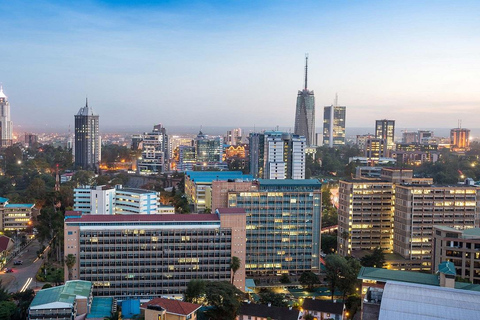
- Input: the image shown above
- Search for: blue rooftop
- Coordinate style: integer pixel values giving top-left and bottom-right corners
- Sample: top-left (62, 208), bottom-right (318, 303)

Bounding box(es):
top-left (0, 197), bottom-right (8, 203)
top-left (5, 204), bottom-right (34, 208)
top-left (186, 171), bottom-right (253, 183)
top-left (87, 297), bottom-right (113, 319)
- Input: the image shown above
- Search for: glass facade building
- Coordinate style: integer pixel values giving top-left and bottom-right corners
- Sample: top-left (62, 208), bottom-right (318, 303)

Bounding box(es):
top-left (323, 105), bottom-right (346, 147)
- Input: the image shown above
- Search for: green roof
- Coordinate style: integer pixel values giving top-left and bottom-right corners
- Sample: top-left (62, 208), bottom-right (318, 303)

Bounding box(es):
top-left (30, 281), bottom-right (92, 308)
top-left (86, 297), bottom-right (113, 319)
top-left (463, 228), bottom-right (480, 237)
top-left (358, 267), bottom-right (439, 286)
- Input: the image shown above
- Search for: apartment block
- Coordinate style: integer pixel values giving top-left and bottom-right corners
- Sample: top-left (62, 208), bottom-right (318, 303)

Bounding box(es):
top-left (0, 197), bottom-right (34, 231)
top-left (337, 180), bottom-right (394, 256)
top-left (64, 211), bottom-right (246, 299)
top-left (225, 179), bottom-right (322, 277)
top-left (433, 226), bottom-right (480, 284)
top-left (394, 185), bottom-right (480, 271)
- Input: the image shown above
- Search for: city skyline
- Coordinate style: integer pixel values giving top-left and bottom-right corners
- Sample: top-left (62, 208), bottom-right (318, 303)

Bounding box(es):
top-left (1, 1), bottom-right (480, 130)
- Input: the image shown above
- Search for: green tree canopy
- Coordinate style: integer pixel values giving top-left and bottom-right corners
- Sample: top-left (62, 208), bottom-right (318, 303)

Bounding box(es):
top-left (360, 247), bottom-right (385, 268)
top-left (299, 271), bottom-right (320, 291)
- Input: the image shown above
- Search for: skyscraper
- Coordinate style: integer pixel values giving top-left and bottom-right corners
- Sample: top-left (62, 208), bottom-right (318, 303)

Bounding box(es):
top-left (137, 124), bottom-right (169, 174)
top-left (74, 99), bottom-right (100, 170)
top-left (451, 127), bottom-right (470, 151)
top-left (294, 55), bottom-right (315, 146)
top-left (0, 86), bottom-right (13, 147)
top-left (323, 95), bottom-right (346, 147)
top-left (375, 119), bottom-right (395, 149)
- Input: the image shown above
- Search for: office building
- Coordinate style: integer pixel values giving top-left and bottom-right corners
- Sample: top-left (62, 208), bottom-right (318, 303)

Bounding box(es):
top-left (184, 171), bottom-right (253, 212)
top-left (137, 124), bottom-right (169, 175)
top-left (337, 180), bottom-right (395, 256)
top-left (24, 133), bottom-right (38, 147)
top-left (225, 128), bottom-right (242, 146)
top-left (433, 226), bottom-right (480, 284)
top-left (64, 211), bottom-right (246, 298)
top-left (394, 185), bottom-right (479, 271)
top-left (195, 131), bottom-right (222, 163)
top-left (323, 95), bottom-right (346, 147)
top-left (356, 134), bottom-right (375, 151)
top-left (0, 86), bottom-right (13, 147)
top-left (173, 145), bottom-right (196, 171)
top-left (375, 120), bottom-right (395, 149)
top-left (0, 197), bottom-right (34, 231)
top-left (73, 185), bottom-right (159, 215)
top-left (249, 131), bottom-right (306, 180)
top-left (74, 99), bottom-right (100, 170)
top-left (224, 179), bottom-right (322, 277)
top-left (364, 138), bottom-right (387, 160)
top-left (391, 143), bottom-right (439, 165)
top-left (450, 127), bottom-right (470, 152)
top-left (294, 56), bottom-right (316, 146)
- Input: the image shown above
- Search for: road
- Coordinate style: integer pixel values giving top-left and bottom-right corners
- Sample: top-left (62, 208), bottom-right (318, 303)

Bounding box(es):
top-left (0, 240), bottom-right (49, 293)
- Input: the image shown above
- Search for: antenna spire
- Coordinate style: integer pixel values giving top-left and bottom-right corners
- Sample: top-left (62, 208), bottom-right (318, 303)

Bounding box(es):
top-left (304, 53), bottom-right (309, 90)
top-left (86, 97), bottom-right (88, 108)
top-left (335, 93), bottom-right (338, 107)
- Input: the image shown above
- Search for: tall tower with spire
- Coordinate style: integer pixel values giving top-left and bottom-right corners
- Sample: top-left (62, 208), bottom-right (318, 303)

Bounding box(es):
top-left (294, 55), bottom-right (316, 146)
top-left (0, 86), bottom-right (13, 147)
top-left (74, 98), bottom-right (100, 171)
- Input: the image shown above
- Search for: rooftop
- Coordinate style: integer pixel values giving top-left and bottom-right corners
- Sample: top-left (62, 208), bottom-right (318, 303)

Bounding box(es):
top-left (5, 203), bottom-right (34, 208)
top-left (185, 171), bottom-right (253, 183)
top-left (0, 197), bottom-right (8, 203)
top-left (66, 213), bottom-right (220, 223)
top-left (257, 179), bottom-right (321, 186)
top-left (238, 303), bottom-right (300, 320)
top-left (86, 297), bottom-right (113, 319)
top-left (216, 208), bottom-right (246, 215)
top-left (438, 261), bottom-right (456, 276)
top-left (302, 298), bottom-right (344, 314)
top-left (30, 280), bottom-right (92, 310)
top-left (141, 298), bottom-right (201, 315)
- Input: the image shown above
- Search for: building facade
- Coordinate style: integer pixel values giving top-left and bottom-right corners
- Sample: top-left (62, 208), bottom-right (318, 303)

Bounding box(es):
top-left (0, 86), bottom-right (13, 147)
top-left (137, 124), bottom-right (169, 175)
top-left (74, 99), bottom-right (100, 170)
top-left (450, 128), bottom-right (470, 152)
top-left (394, 185), bottom-right (480, 271)
top-left (337, 180), bottom-right (395, 256)
top-left (294, 56), bottom-right (316, 146)
top-left (64, 212), bottom-right (246, 299)
top-left (73, 185), bottom-right (159, 215)
top-left (0, 197), bottom-right (34, 231)
top-left (225, 179), bottom-right (322, 277)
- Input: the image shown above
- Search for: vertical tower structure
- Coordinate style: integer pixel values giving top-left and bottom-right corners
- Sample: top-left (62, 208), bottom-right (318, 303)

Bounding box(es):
top-left (323, 94), bottom-right (346, 147)
top-left (0, 86), bottom-right (13, 147)
top-left (294, 55), bottom-right (316, 146)
top-left (375, 119), bottom-right (395, 149)
top-left (74, 99), bottom-right (100, 170)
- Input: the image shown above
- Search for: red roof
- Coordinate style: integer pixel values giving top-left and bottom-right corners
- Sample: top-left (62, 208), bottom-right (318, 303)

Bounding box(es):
top-left (65, 211), bottom-right (82, 216)
top-left (0, 235), bottom-right (12, 252)
top-left (141, 298), bottom-right (201, 315)
top-left (216, 208), bottom-right (246, 214)
top-left (68, 214), bottom-right (220, 223)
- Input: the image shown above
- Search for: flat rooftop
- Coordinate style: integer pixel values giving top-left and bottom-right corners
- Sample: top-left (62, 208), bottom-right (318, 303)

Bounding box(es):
top-left (185, 170), bottom-right (253, 183)
top-left (257, 179), bottom-right (321, 186)
top-left (66, 213), bottom-right (221, 223)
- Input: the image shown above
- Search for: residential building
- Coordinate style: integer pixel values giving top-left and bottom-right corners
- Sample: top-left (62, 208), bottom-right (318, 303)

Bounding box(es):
top-left (356, 134), bottom-right (375, 151)
top-left (0, 197), bottom-right (34, 231)
top-left (185, 171), bottom-right (253, 212)
top-left (225, 179), bottom-right (322, 277)
top-left (375, 120), bottom-right (395, 150)
top-left (64, 211), bottom-right (247, 298)
top-left (394, 185), bottom-right (479, 271)
top-left (433, 226), bottom-right (480, 284)
top-left (402, 131), bottom-right (417, 144)
top-left (249, 131), bottom-right (306, 179)
top-left (141, 298), bottom-right (201, 320)
top-left (28, 280), bottom-right (93, 320)
top-left (137, 124), bottom-right (169, 175)
top-left (391, 143), bottom-right (439, 165)
top-left (302, 299), bottom-right (344, 320)
top-left (450, 127), bottom-right (470, 152)
top-left (364, 138), bottom-right (387, 160)
top-left (294, 56), bottom-right (316, 146)
top-left (323, 96), bottom-right (346, 147)
top-left (237, 302), bottom-right (301, 320)
top-left (337, 180), bottom-right (394, 256)
top-left (73, 185), bottom-right (159, 215)
top-left (0, 86), bottom-right (13, 147)
top-left (0, 235), bottom-right (14, 268)
top-left (74, 99), bottom-right (100, 170)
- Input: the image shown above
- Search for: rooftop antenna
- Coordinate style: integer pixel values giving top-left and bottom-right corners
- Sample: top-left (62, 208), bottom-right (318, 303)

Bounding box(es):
top-left (458, 119), bottom-right (462, 129)
top-left (85, 96), bottom-right (88, 108)
top-left (304, 53), bottom-right (309, 90)
top-left (334, 93), bottom-right (338, 107)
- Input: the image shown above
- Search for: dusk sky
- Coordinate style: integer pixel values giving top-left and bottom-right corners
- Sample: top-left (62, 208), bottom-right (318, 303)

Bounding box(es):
top-left (2, 0), bottom-right (480, 133)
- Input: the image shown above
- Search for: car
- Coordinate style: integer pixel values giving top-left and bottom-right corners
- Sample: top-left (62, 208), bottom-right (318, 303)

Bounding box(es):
top-left (4, 268), bottom-right (13, 273)
top-left (13, 260), bottom-right (23, 265)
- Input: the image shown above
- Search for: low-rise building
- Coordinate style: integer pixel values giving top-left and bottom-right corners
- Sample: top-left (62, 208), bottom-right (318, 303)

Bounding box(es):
top-left (302, 298), bottom-right (344, 320)
top-left (0, 197), bottom-right (34, 231)
top-left (141, 297), bottom-right (201, 320)
top-left (28, 280), bottom-right (93, 320)
top-left (237, 302), bottom-right (301, 320)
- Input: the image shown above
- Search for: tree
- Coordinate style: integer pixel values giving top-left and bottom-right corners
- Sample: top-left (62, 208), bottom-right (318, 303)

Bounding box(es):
top-left (321, 233), bottom-right (337, 254)
top-left (299, 271), bottom-right (319, 291)
top-left (230, 256), bottom-right (241, 285)
top-left (258, 289), bottom-right (287, 307)
top-left (0, 301), bottom-right (15, 320)
top-left (324, 254), bottom-right (361, 302)
top-left (279, 273), bottom-right (291, 284)
top-left (184, 279), bottom-right (206, 304)
top-left (65, 254), bottom-right (76, 280)
top-left (303, 314), bottom-right (315, 320)
top-left (338, 257), bottom-right (361, 302)
top-left (360, 247), bottom-right (385, 268)
top-left (203, 281), bottom-right (242, 320)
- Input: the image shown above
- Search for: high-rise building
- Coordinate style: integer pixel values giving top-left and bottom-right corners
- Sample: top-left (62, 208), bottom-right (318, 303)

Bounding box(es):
top-left (137, 124), bottom-right (169, 174)
top-left (0, 86), bottom-right (13, 147)
top-left (224, 179), bottom-right (322, 277)
top-left (225, 128), bottom-right (242, 146)
top-left (450, 127), bottom-right (470, 151)
top-left (294, 56), bottom-right (316, 146)
top-left (375, 119), bottom-right (395, 149)
top-left (74, 99), bottom-right (100, 170)
top-left (249, 131), bottom-right (306, 179)
top-left (323, 95), bottom-right (346, 147)
top-left (194, 131), bottom-right (223, 164)
top-left (64, 211), bottom-right (246, 298)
